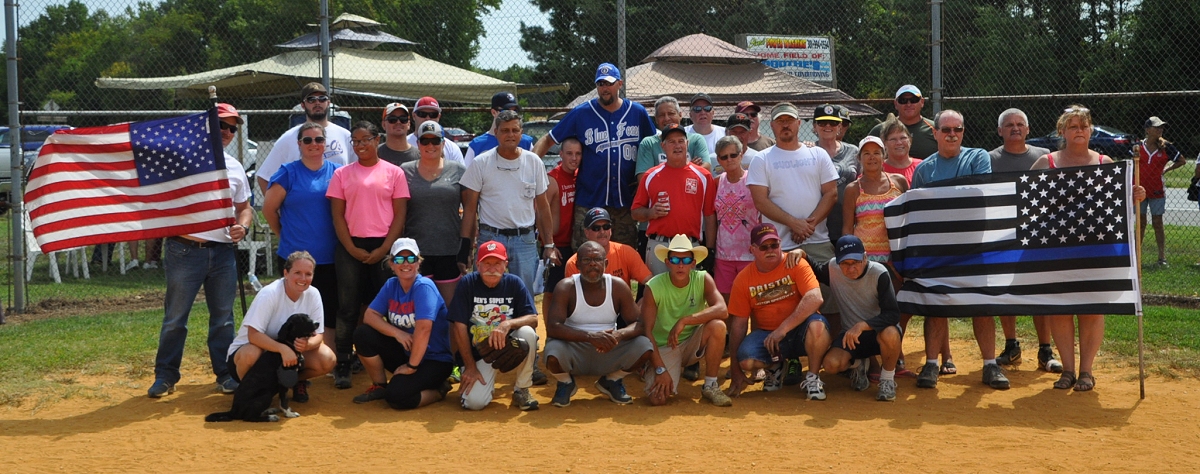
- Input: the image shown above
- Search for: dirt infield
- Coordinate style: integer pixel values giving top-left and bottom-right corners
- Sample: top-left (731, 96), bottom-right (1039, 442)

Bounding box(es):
top-left (3, 337), bottom-right (1199, 473)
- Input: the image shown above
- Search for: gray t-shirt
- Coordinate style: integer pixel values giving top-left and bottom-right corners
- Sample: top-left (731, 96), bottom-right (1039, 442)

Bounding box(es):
top-left (400, 160), bottom-right (466, 256)
top-left (988, 145), bottom-right (1050, 173)
top-left (826, 141), bottom-right (860, 242)
top-left (378, 143), bottom-right (420, 167)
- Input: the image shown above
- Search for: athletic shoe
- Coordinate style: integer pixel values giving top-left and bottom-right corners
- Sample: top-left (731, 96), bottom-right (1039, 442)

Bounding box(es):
top-left (1038, 346), bottom-right (1064, 373)
top-left (437, 379), bottom-right (452, 399)
top-left (982, 364), bottom-right (1011, 390)
top-left (681, 362), bottom-right (700, 382)
top-left (782, 358), bottom-right (803, 386)
top-left (292, 380), bottom-right (310, 403)
top-left (333, 360), bottom-right (352, 389)
top-left (876, 379), bottom-right (897, 401)
top-left (916, 362), bottom-right (939, 389)
top-left (350, 357), bottom-right (364, 375)
top-left (595, 377), bottom-right (633, 405)
top-left (996, 341), bottom-right (1022, 365)
top-left (531, 363), bottom-right (548, 386)
top-left (702, 384), bottom-right (732, 407)
top-left (763, 363), bottom-right (784, 392)
top-left (353, 383), bottom-right (387, 404)
top-left (142, 261), bottom-right (159, 269)
top-left (849, 358), bottom-right (870, 392)
top-left (800, 373), bottom-right (826, 401)
top-left (123, 259), bottom-right (140, 272)
top-left (216, 376), bottom-right (239, 394)
top-left (551, 377), bottom-right (577, 407)
top-left (147, 380), bottom-right (175, 398)
top-left (512, 387), bottom-right (539, 411)
top-left (449, 365), bottom-right (463, 384)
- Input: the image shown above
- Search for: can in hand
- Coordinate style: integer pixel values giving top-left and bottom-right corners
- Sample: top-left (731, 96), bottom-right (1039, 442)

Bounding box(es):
top-left (656, 191), bottom-right (671, 212)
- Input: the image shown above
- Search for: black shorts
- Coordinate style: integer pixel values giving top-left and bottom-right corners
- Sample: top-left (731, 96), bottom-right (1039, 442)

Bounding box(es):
top-left (353, 324), bottom-right (454, 410)
top-left (419, 255), bottom-right (461, 282)
top-left (835, 324), bottom-right (903, 359)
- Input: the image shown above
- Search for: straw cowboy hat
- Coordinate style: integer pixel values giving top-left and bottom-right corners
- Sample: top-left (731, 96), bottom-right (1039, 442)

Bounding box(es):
top-left (653, 234), bottom-right (708, 263)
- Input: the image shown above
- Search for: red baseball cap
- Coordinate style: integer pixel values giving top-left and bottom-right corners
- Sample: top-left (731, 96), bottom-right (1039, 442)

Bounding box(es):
top-left (216, 103), bottom-right (244, 124)
top-left (477, 240), bottom-right (508, 262)
top-left (415, 96), bottom-right (441, 111)
top-left (750, 223), bottom-right (781, 247)
top-left (735, 101), bottom-right (761, 114)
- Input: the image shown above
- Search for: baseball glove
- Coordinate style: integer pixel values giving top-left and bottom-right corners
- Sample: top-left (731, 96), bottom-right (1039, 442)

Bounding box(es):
top-left (475, 332), bottom-right (531, 373)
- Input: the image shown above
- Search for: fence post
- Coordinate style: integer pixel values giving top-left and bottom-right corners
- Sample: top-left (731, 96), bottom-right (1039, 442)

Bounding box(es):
top-left (6, 0), bottom-right (24, 315)
top-left (617, 0), bottom-right (627, 98)
top-left (930, 0), bottom-right (943, 114)
top-left (320, 0), bottom-right (331, 93)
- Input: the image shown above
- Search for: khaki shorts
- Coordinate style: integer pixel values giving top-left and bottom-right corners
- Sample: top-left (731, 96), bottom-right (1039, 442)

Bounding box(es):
top-left (642, 332), bottom-right (706, 395)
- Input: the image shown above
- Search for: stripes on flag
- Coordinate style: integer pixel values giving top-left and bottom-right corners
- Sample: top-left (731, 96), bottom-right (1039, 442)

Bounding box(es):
top-left (26, 110), bottom-right (234, 253)
top-left (884, 161), bottom-right (1140, 317)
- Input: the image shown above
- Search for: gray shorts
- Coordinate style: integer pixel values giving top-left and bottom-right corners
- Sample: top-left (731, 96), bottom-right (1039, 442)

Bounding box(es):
top-left (642, 332), bottom-right (707, 395)
top-left (544, 336), bottom-right (653, 376)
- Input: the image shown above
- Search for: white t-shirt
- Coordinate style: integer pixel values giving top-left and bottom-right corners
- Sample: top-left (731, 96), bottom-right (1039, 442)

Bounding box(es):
top-left (746, 145), bottom-right (838, 249)
top-left (187, 152), bottom-right (251, 243)
top-left (459, 148), bottom-right (548, 229)
top-left (685, 124), bottom-right (726, 161)
top-left (227, 278), bottom-right (324, 359)
top-left (258, 123), bottom-right (357, 184)
top-left (407, 133), bottom-right (465, 165)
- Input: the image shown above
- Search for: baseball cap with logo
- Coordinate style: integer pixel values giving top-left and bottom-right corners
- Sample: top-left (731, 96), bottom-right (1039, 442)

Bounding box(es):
top-left (771, 103), bottom-right (800, 121)
top-left (735, 101), bottom-right (761, 114)
top-left (583, 207), bottom-right (612, 228)
top-left (595, 63), bottom-right (621, 84)
top-left (750, 223), bottom-right (781, 247)
top-left (300, 82), bottom-right (327, 100)
top-left (217, 103), bottom-right (244, 124)
top-left (1145, 116), bottom-right (1167, 128)
top-left (858, 135), bottom-right (885, 151)
top-left (477, 241), bottom-right (508, 262)
top-left (417, 121), bottom-right (443, 138)
top-left (414, 96), bottom-right (441, 111)
top-left (835, 235), bottom-right (866, 263)
top-left (895, 84), bottom-right (922, 99)
top-left (814, 104), bottom-right (842, 122)
top-left (690, 93), bottom-right (713, 105)
top-left (837, 105), bottom-right (853, 123)
top-left (660, 122), bottom-right (687, 140)
top-left (390, 238), bottom-right (421, 257)
top-left (726, 113), bottom-right (752, 131)
top-left (491, 91), bottom-right (519, 111)
top-left (382, 102), bottom-right (409, 120)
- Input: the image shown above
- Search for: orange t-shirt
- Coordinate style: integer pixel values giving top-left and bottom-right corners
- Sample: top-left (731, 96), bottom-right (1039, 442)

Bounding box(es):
top-left (564, 241), bottom-right (652, 285)
top-left (728, 259), bottom-right (820, 331)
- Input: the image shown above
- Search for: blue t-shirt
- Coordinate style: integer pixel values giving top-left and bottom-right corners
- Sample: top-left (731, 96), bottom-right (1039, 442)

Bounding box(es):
top-left (270, 160), bottom-right (341, 264)
top-left (549, 99), bottom-right (656, 208)
top-left (911, 147), bottom-right (992, 189)
top-left (448, 272), bottom-right (537, 347)
top-left (368, 276), bottom-right (454, 363)
top-left (464, 132), bottom-right (534, 164)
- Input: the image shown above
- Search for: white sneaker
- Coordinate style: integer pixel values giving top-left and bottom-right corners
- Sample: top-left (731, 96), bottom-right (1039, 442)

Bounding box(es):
top-left (801, 373), bottom-right (826, 401)
top-left (142, 261), bottom-right (159, 269)
top-left (763, 363), bottom-right (784, 392)
top-left (850, 358), bottom-right (870, 391)
top-left (123, 259), bottom-right (140, 272)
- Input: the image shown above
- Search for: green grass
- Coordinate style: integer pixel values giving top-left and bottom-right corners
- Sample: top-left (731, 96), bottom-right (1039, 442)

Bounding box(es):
top-left (1163, 160), bottom-right (1196, 188)
top-left (1136, 224), bottom-right (1200, 298)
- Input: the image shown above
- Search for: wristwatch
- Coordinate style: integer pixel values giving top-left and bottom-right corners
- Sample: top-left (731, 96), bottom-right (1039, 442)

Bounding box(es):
top-left (654, 366), bottom-right (667, 375)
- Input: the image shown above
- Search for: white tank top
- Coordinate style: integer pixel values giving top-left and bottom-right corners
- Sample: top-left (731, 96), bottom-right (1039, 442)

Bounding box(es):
top-left (566, 274), bottom-right (618, 332)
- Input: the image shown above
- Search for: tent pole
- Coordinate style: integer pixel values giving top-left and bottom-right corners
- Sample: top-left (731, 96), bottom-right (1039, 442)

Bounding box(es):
top-left (320, 0), bottom-right (331, 92)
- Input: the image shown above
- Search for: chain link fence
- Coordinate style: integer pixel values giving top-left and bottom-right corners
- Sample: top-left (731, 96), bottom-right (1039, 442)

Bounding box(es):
top-left (3, 0), bottom-right (1198, 314)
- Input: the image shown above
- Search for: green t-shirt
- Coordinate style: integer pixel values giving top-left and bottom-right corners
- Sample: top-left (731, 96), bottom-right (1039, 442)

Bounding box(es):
top-left (636, 133), bottom-right (712, 175)
top-left (646, 270), bottom-right (708, 347)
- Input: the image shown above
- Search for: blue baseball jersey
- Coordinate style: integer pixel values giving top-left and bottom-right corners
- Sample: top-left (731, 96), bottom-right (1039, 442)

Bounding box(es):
top-left (464, 132), bottom-right (535, 164)
top-left (549, 99), bottom-right (656, 208)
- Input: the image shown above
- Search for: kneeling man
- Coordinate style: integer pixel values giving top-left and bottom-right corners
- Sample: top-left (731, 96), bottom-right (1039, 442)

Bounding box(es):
top-left (544, 242), bottom-right (654, 407)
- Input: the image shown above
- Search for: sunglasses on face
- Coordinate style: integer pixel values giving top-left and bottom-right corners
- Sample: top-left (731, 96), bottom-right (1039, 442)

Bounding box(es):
top-left (692, 105), bottom-right (713, 113)
top-left (418, 137), bottom-right (443, 146)
top-left (718, 153), bottom-right (738, 161)
top-left (743, 112), bottom-right (758, 118)
top-left (415, 110), bottom-right (440, 119)
top-left (351, 137), bottom-right (377, 146)
top-left (815, 120), bottom-right (840, 127)
top-left (756, 242), bottom-right (780, 252)
top-left (299, 136), bottom-right (326, 145)
top-left (219, 122), bottom-right (238, 133)
top-left (588, 224), bottom-right (612, 232)
top-left (667, 255), bottom-right (695, 265)
top-left (392, 255), bottom-right (419, 264)
top-left (939, 126), bottom-right (965, 134)
top-left (896, 96), bottom-right (921, 105)
top-left (385, 115), bottom-right (410, 124)
top-left (304, 95), bottom-right (330, 104)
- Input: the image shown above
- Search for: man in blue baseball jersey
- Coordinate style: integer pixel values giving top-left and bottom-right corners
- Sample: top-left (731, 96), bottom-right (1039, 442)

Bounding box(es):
top-left (534, 63), bottom-right (657, 248)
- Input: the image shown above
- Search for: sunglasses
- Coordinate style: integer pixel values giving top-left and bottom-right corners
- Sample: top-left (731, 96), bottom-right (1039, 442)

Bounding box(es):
top-left (815, 119), bottom-right (840, 127)
top-left (691, 105), bottom-right (713, 113)
top-left (418, 137), bottom-right (443, 146)
top-left (667, 255), bottom-right (695, 265)
top-left (938, 126), bottom-right (965, 134)
top-left (896, 96), bottom-right (921, 105)
top-left (351, 137), bottom-right (378, 146)
top-left (304, 95), bottom-right (330, 104)
top-left (743, 112), bottom-right (758, 118)
top-left (299, 136), bottom-right (326, 145)
top-left (717, 153), bottom-right (738, 161)
top-left (756, 242), bottom-right (780, 252)
top-left (415, 110), bottom-right (440, 119)
top-left (588, 224), bottom-right (612, 232)
top-left (385, 115), bottom-right (410, 124)
top-left (392, 255), bottom-right (419, 264)
top-left (219, 122), bottom-right (238, 133)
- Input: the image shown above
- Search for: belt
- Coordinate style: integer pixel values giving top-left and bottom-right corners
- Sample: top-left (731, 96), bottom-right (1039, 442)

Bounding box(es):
top-left (169, 236), bottom-right (229, 248)
top-left (480, 223), bottom-right (535, 236)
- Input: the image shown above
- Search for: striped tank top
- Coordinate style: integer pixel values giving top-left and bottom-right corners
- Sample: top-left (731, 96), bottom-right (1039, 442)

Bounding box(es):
top-left (853, 178), bottom-right (903, 262)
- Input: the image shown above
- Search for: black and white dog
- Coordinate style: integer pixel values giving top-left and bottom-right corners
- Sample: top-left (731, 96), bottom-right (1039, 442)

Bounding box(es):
top-left (205, 314), bottom-right (319, 422)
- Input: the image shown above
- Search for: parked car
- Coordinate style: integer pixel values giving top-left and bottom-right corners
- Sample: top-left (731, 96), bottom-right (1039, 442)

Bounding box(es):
top-left (1025, 125), bottom-right (1135, 159)
top-left (0, 125), bottom-right (73, 211)
top-left (224, 138), bottom-right (258, 179)
top-left (444, 127), bottom-right (474, 150)
top-left (522, 120), bottom-right (561, 170)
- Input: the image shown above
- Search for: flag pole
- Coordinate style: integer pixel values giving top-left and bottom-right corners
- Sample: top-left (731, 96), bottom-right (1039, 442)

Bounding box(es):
top-left (1133, 153), bottom-right (1145, 400)
top-left (208, 86), bottom-right (249, 318)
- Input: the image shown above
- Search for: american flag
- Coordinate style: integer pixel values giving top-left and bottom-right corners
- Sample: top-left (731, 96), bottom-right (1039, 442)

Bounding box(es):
top-left (26, 110), bottom-right (234, 253)
top-left (884, 161), bottom-right (1140, 317)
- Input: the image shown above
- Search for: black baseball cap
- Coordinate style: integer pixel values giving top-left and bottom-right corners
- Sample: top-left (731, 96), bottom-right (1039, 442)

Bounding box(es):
top-left (491, 91), bottom-right (519, 111)
top-left (583, 207), bottom-right (612, 228)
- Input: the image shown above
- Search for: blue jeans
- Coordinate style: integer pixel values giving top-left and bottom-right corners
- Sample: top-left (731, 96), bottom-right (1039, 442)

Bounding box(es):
top-left (154, 239), bottom-right (238, 384)
top-left (477, 228), bottom-right (540, 295)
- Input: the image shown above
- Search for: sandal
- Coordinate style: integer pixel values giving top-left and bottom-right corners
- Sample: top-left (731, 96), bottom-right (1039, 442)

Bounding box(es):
top-left (1053, 372), bottom-right (1076, 390)
top-left (1074, 372), bottom-right (1095, 391)
top-left (939, 360), bottom-right (957, 375)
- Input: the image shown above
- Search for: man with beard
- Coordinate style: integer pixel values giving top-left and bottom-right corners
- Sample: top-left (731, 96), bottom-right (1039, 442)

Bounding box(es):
top-left (257, 82), bottom-right (357, 193)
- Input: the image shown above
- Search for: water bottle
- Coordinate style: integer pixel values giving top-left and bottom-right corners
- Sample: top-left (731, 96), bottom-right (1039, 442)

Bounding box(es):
top-left (249, 273), bottom-right (263, 292)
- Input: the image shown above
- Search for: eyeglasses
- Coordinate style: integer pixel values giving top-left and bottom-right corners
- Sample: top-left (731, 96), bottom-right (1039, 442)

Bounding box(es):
top-left (691, 105), bottom-right (713, 113)
top-left (588, 224), bottom-right (612, 232)
top-left (219, 122), bottom-right (238, 133)
top-left (415, 110), bottom-right (440, 119)
top-left (304, 95), bottom-right (329, 104)
top-left (815, 119), bottom-right (840, 127)
top-left (938, 126), bottom-right (965, 134)
top-left (717, 153), bottom-right (738, 161)
top-left (392, 255), bottom-right (419, 264)
top-left (896, 96), bottom-right (921, 105)
top-left (756, 242), bottom-right (780, 252)
top-left (578, 257), bottom-right (606, 266)
top-left (666, 255), bottom-right (695, 265)
top-left (299, 136), bottom-right (326, 145)
top-left (385, 115), bottom-right (410, 124)
top-left (351, 137), bottom-right (377, 146)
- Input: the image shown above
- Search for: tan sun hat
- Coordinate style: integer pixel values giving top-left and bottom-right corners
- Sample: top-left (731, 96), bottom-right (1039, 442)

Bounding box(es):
top-left (653, 234), bottom-right (708, 263)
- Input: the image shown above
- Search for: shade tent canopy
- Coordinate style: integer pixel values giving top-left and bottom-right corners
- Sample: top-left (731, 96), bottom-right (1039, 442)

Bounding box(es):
top-left (279, 13), bottom-right (418, 50)
top-left (640, 33), bottom-right (761, 64)
top-left (96, 47), bottom-right (568, 104)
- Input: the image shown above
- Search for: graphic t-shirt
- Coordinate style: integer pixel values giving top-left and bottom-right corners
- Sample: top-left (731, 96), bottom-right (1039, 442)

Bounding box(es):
top-left (728, 259), bottom-right (820, 331)
top-left (447, 272), bottom-right (537, 348)
top-left (368, 276), bottom-right (454, 363)
top-left (715, 173), bottom-right (759, 261)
